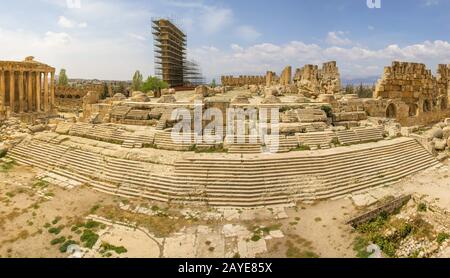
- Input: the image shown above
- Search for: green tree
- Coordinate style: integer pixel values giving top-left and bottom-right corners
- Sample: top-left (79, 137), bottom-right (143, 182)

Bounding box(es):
top-left (344, 84), bottom-right (354, 95)
top-left (101, 82), bottom-right (109, 99)
top-left (131, 70), bottom-right (143, 91)
top-left (141, 76), bottom-right (169, 93)
top-left (58, 69), bottom-right (69, 86)
top-left (210, 79), bottom-right (217, 88)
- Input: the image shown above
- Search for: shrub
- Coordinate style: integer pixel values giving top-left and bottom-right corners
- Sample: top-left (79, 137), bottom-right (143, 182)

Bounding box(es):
top-left (417, 203), bottom-right (427, 212)
top-left (50, 237), bottom-right (66, 246)
top-left (52, 216), bottom-right (62, 225)
top-left (437, 233), bottom-right (450, 245)
top-left (251, 235), bottom-right (261, 242)
top-left (80, 230), bottom-right (99, 249)
top-left (321, 105), bottom-right (333, 118)
top-left (100, 242), bottom-right (128, 254)
top-left (48, 226), bottom-right (64, 235)
top-left (60, 240), bottom-right (78, 253)
top-left (84, 220), bottom-right (100, 229)
top-left (353, 236), bottom-right (373, 258)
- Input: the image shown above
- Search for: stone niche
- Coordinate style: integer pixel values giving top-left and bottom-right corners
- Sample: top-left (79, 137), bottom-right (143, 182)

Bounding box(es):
top-left (372, 61), bottom-right (450, 126)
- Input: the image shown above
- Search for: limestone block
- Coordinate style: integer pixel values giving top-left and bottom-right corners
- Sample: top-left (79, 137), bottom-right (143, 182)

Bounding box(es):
top-left (426, 127), bottom-right (444, 139)
top-left (433, 138), bottom-right (447, 151)
top-left (195, 85), bottom-right (209, 97)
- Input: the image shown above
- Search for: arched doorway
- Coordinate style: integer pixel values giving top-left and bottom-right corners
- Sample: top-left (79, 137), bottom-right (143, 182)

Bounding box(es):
top-left (408, 104), bottom-right (418, 117)
top-left (423, 100), bottom-right (431, 112)
top-left (386, 103), bottom-right (397, 118)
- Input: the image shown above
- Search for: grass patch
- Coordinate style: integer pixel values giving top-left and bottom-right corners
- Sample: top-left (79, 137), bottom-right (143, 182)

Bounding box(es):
top-left (50, 237), bottom-right (66, 246)
top-left (353, 236), bottom-right (374, 258)
top-left (293, 145), bottom-right (311, 151)
top-left (285, 240), bottom-right (319, 258)
top-left (59, 240), bottom-right (78, 253)
top-left (48, 226), bottom-right (64, 235)
top-left (99, 242), bottom-right (127, 255)
top-left (80, 229), bottom-right (99, 249)
top-left (33, 180), bottom-right (49, 189)
top-left (417, 203), bottom-right (427, 212)
top-left (52, 216), bottom-right (62, 225)
top-left (437, 233), bottom-right (450, 245)
top-left (90, 205), bottom-right (100, 214)
top-left (0, 159), bottom-right (15, 172)
top-left (95, 205), bottom-right (189, 237)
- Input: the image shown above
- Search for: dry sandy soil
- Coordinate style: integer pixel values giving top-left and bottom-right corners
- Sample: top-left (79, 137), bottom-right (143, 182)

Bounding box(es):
top-left (0, 158), bottom-right (449, 258)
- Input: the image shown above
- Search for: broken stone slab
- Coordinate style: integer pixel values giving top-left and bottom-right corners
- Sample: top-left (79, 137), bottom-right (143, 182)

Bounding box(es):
top-left (351, 194), bottom-right (378, 207)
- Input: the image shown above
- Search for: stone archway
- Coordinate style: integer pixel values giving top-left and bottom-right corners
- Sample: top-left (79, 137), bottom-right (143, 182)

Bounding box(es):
top-left (423, 99), bottom-right (431, 112)
top-left (386, 103), bottom-right (397, 118)
top-left (408, 104), bottom-right (418, 117)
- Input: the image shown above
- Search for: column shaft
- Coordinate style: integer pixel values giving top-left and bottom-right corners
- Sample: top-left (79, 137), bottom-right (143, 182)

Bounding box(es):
top-left (19, 71), bottom-right (24, 113)
top-left (44, 72), bottom-right (49, 112)
top-left (9, 70), bottom-right (15, 113)
top-left (0, 70), bottom-right (5, 112)
top-left (50, 71), bottom-right (55, 109)
top-left (27, 71), bottom-right (33, 112)
top-left (36, 72), bottom-right (41, 112)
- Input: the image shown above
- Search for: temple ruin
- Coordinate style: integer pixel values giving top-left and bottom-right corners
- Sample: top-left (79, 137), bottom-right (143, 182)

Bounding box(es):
top-left (1, 59), bottom-right (450, 209)
top-left (0, 56), bottom-right (56, 122)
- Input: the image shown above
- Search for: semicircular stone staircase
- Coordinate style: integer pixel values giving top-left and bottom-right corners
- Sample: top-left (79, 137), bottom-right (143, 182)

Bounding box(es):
top-left (7, 137), bottom-right (440, 207)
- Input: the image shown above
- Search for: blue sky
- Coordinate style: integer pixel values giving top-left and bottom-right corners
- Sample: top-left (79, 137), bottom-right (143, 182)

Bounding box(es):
top-left (0, 0), bottom-right (449, 81)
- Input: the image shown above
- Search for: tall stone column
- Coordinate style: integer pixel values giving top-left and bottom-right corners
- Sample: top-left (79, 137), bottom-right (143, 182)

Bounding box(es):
top-left (50, 71), bottom-right (55, 109)
top-left (0, 70), bottom-right (5, 112)
top-left (44, 72), bottom-right (49, 112)
top-left (36, 72), bottom-right (41, 112)
top-left (27, 71), bottom-right (33, 112)
top-left (19, 71), bottom-right (24, 113)
top-left (9, 70), bottom-right (15, 113)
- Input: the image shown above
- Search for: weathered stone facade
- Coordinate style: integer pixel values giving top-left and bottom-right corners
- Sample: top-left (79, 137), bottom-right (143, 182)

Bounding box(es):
top-left (55, 84), bottom-right (103, 111)
top-left (372, 61), bottom-right (450, 126)
top-left (221, 75), bottom-right (266, 87)
top-left (279, 66), bottom-right (292, 86)
top-left (294, 61), bottom-right (341, 96)
top-left (0, 57), bottom-right (56, 122)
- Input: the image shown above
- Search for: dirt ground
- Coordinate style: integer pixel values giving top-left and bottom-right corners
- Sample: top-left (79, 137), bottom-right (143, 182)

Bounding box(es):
top-left (0, 159), bottom-right (449, 258)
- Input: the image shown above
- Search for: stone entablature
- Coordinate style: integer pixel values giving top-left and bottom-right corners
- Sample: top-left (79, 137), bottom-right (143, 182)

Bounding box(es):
top-left (221, 75), bottom-right (266, 87)
top-left (56, 84), bottom-right (103, 100)
top-left (0, 56), bottom-right (56, 120)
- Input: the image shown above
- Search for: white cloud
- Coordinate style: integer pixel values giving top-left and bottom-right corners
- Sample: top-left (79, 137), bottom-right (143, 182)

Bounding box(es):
top-left (368, 25), bottom-right (375, 31)
top-left (43, 31), bottom-right (72, 46)
top-left (201, 6), bottom-right (233, 34)
top-left (58, 16), bottom-right (87, 28)
top-left (231, 44), bottom-right (244, 52)
top-left (190, 40), bottom-right (450, 80)
top-left (128, 33), bottom-right (146, 41)
top-left (235, 25), bottom-right (261, 41)
top-left (326, 31), bottom-right (352, 46)
top-left (423, 0), bottom-right (440, 6)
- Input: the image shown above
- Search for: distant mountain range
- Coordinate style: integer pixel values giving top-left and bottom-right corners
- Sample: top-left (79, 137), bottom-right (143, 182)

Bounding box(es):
top-left (342, 76), bottom-right (379, 86)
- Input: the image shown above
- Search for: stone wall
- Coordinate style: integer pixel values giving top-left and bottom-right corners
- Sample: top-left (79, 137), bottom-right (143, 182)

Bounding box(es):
top-left (294, 61), bottom-right (341, 96)
top-left (221, 75), bottom-right (266, 86)
top-left (55, 84), bottom-right (103, 111)
top-left (372, 61), bottom-right (450, 126)
top-left (279, 66), bottom-right (292, 86)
